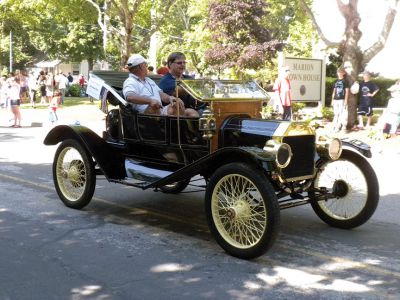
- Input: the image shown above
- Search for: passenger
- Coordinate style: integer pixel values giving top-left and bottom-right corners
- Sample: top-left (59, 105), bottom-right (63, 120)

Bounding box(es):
top-left (123, 54), bottom-right (188, 116)
top-left (158, 52), bottom-right (199, 118)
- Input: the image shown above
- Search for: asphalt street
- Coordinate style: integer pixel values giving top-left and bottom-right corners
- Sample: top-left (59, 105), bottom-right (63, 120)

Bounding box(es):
top-left (0, 105), bottom-right (399, 300)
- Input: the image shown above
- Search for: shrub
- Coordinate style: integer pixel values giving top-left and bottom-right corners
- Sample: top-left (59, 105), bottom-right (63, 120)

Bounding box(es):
top-left (67, 84), bottom-right (83, 97)
top-left (321, 106), bottom-right (334, 121)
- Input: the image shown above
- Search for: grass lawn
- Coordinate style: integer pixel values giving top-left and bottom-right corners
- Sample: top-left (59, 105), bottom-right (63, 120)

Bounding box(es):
top-left (20, 96), bottom-right (98, 110)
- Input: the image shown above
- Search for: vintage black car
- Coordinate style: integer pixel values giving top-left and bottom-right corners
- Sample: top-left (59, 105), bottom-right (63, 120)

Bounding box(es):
top-left (44, 71), bottom-right (379, 259)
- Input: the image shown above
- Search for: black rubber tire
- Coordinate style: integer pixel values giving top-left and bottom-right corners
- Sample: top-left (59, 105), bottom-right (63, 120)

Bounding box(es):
top-left (159, 179), bottom-right (190, 194)
top-left (310, 149), bottom-right (379, 229)
top-left (53, 139), bottom-right (96, 209)
top-left (205, 163), bottom-right (280, 259)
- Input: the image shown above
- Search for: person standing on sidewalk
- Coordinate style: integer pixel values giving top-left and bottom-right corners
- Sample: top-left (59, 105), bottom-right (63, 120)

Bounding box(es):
top-left (8, 76), bottom-right (22, 127)
top-left (28, 71), bottom-right (37, 108)
top-left (48, 90), bottom-right (60, 125)
top-left (58, 71), bottom-right (68, 105)
top-left (273, 66), bottom-right (292, 120)
top-left (357, 71), bottom-right (379, 129)
top-left (331, 67), bottom-right (349, 132)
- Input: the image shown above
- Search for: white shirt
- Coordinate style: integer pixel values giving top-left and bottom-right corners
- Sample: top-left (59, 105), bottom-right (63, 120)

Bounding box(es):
top-left (8, 82), bottom-right (20, 100)
top-left (58, 75), bottom-right (68, 89)
top-left (28, 75), bottom-right (37, 90)
top-left (123, 73), bottom-right (162, 113)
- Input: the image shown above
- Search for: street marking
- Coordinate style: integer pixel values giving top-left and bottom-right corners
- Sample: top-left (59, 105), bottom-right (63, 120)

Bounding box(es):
top-left (1, 172), bottom-right (400, 285)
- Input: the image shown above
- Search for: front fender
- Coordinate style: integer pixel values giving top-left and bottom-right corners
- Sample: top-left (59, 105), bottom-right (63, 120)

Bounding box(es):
top-left (44, 125), bottom-right (125, 179)
top-left (341, 138), bottom-right (372, 158)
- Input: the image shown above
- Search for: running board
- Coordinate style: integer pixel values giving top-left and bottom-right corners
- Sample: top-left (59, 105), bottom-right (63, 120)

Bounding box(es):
top-left (124, 158), bottom-right (173, 184)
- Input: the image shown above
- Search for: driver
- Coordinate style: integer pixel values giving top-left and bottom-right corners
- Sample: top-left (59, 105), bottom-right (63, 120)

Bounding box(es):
top-left (158, 52), bottom-right (199, 117)
top-left (123, 54), bottom-right (188, 116)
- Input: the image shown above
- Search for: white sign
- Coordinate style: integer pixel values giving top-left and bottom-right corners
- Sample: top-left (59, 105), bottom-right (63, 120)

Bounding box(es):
top-left (86, 75), bottom-right (105, 99)
top-left (284, 57), bottom-right (323, 102)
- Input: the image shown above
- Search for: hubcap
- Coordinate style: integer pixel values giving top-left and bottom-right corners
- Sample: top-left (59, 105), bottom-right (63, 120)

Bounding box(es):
top-left (332, 179), bottom-right (349, 198)
top-left (56, 147), bottom-right (87, 201)
top-left (226, 200), bottom-right (251, 221)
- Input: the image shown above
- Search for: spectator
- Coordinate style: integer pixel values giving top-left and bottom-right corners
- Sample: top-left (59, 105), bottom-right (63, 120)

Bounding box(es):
top-left (381, 80), bottom-right (400, 138)
top-left (28, 71), bottom-right (37, 108)
top-left (147, 66), bottom-right (155, 75)
top-left (15, 69), bottom-right (28, 103)
top-left (331, 67), bottom-right (349, 132)
top-left (67, 72), bottom-right (74, 84)
top-left (45, 72), bottom-right (55, 103)
top-left (78, 74), bottom-right (86, 87)
top-left (0, 75), bottom-right (8, 108)
top-left (357, 71), bottom-right (379, 129)
top-left (58, 71), bottom-right (68, 105)
top-left (273, 66), bottom-right (292, 120)
top-left (38, 71), bottom-right (47, 105)
top-left (78, 74), bottom-right (87, 97)
top-left (157, 61), bottom-right (169, 75)
top-left (49, 90), bottom-right (60, 125)
top-left (8, 76), bottom-right (22, 127)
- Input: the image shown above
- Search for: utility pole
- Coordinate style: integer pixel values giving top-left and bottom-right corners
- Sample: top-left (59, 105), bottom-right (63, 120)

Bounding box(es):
top-left (9, 30), bottom-right (12, 73)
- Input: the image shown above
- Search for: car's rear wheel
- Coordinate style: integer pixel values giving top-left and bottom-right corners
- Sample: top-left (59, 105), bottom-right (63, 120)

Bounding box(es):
top-left (53, 139), bottom-right (96, 209)
top-left (205, 163), bottom-right (280, 259)
top-left (160, 179), bottom-right (190, 194)
top-left (310, 149), bottom-right (379, 229)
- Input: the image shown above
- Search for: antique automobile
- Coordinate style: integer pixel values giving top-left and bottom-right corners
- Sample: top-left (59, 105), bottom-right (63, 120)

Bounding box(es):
top-left (44, 71), bottom-right (379, 259)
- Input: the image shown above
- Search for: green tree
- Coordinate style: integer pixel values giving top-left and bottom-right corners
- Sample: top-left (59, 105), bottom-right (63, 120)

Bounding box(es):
top-left (86, 0), bottom-right (179, 67)
top-left (157, 0), bottom-right (212, 76)
top-left (0, 0), bottom-right (103, 71)
top-left (0, 2), bottom-right (41, 71)
top-left (205, 0), bottom-right (281, 77)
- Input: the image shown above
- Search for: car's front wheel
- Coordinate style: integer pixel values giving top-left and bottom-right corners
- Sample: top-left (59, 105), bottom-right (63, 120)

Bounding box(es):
top-left (53, 139), bottom-right (96, 209)
top-left (205, 163), bottom-right (280, 259)
top-left (310, 149), bottom-right (379, 229)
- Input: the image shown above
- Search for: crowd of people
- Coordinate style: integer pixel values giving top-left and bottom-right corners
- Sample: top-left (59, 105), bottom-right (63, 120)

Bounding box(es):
top-left (330, 66), bottom-right (400, 138)
top-left (0, 69), bottom-right (83, 127)
top-left (269, 63), bottom-right (399, 138)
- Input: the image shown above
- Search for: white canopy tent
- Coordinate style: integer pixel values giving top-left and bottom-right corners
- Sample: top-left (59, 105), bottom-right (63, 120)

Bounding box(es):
top-left (35, 60), bottom-right (61, 68)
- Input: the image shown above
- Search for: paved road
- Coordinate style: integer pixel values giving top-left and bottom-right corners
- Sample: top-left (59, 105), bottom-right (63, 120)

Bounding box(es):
top-left (0, 106), bottom-right (399, 300)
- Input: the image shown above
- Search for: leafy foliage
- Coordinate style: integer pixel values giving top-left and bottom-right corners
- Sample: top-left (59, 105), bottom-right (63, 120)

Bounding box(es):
top-left (205, 0), bottom-right (281, 76)
top-left (0, 0), bottom-right (103, 71)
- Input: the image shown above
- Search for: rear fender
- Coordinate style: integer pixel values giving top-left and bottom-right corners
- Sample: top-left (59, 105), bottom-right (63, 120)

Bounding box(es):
top-left (44, 125), bottom-right (126, 179)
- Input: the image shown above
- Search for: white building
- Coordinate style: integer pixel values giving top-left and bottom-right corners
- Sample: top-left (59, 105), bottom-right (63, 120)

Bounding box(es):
top-left (34, 60), bottom-right (104, 82)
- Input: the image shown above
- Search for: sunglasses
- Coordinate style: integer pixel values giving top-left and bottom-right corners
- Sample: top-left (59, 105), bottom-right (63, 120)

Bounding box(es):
top-left (173, 61), bottom-right (186, 65)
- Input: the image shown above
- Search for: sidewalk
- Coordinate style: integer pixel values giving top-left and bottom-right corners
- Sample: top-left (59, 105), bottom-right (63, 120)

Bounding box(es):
top-left (0, 103), bottom-right (105, 136)
top-left (317, 121), bottom-right (400, 157)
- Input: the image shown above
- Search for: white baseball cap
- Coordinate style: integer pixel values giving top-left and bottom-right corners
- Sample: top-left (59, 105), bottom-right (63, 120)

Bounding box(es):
top-left (126, 54), bottom-right (147, 68)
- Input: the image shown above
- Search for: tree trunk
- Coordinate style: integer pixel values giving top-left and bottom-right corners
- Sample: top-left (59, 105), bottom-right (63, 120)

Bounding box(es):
top-left (300, 0), bottom-right (399, 130)
top-left (87, 58), bottom-right (94, 72)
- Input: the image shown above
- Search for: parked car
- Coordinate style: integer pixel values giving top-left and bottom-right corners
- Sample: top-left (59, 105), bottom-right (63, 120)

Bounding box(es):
top-left (44, 71), bottom-right (379, 259)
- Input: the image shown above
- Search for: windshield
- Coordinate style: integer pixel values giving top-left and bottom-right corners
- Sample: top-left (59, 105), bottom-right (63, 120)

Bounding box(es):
top-left (179, 79), bottom-right (269, 101)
